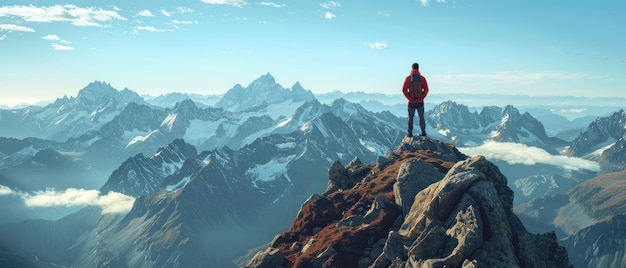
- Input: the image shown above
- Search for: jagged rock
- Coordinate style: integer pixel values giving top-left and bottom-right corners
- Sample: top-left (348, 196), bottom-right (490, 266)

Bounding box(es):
top-left (347, 161), bottom-right (372, 184)
top-left (395, 155), bottom-right (568, 267)
top-left (324, 160), bottom-right (354, 195)
top-left (398, 136), bottom-right (466, 163)
top-left (394, 159), bottom-right (445, 218)
top-left (245, 247), bottom-right (286, 268)
top-left (312, 246), bottom-right (336, 267)
top-left (348, 156), bottom-right (363, 167)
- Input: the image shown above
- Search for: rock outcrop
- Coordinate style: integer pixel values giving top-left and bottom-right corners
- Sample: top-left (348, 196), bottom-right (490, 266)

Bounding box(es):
top-left (246, 136), bottom-right (571, 268)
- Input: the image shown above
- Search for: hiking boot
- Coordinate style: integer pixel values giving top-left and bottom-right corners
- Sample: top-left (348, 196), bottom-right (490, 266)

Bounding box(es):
top-left (406, 133), bottom-right (412, 138)
top-left (420, 132), bottom-right (427, 137)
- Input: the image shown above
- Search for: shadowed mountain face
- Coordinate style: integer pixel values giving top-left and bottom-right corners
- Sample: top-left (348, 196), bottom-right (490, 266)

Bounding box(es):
top-left (246, 137), bottom-right (571, 268)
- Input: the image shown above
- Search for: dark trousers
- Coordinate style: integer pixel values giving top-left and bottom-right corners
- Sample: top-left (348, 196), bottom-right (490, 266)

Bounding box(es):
top-left (407, 102), bottom-right (425, 136)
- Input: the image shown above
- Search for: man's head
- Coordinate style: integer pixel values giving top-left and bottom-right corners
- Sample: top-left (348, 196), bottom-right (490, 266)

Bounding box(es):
top-left (412, 62), bottom-right (419, 70)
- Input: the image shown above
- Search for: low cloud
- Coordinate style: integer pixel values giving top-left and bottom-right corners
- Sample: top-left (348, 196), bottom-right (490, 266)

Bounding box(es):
top-left (0, 185), bottom-right (15, 195)
top-left (370, 41), bottom-right (388, 50)
top-left (200, 0), bottom-right (247, 8)
top-left (0, 5), bottom-right (125, 27)
top-left (325, 12), bottom-right (335, 20)
top-left (555, 108), bottom-right (587, 114)
top-left (459, 141), bottom-right (600, 172)
top-left (0, 23), bottom-right (35, 32)
top-left (23, 188), bottom-right (135, 214)
top-left (0, 34), bottom-right (7, 40)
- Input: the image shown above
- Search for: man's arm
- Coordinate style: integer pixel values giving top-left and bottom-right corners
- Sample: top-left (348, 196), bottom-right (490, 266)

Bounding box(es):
top-left (421, 76), bottom-right (429, 99)
top-left (402, 76), bottom-right (411, 99)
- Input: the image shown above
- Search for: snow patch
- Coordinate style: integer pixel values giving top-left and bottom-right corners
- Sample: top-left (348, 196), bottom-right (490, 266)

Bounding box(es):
top-left (246, 155), bottom-right (296, 183)
top-left (183, 118), bottom-right (228, 146)
top-left (166, 176), bottom-right (191, 192)
top-left (277, 116), bottom-right (293, 128)
top-left (276, 142), bottom-right (296, 149)
top-left (160, 113), bottom-right (178, 131)
top-left (359, 139), bottom-right (385, 154)
top-left (438, 128), bottom-right (451, 136)
top-left (125, 130), bottom-right (160, 148)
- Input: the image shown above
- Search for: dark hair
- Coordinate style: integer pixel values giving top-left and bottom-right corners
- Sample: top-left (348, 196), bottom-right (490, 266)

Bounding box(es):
top-left (412, 62), bottom-right (419, 70)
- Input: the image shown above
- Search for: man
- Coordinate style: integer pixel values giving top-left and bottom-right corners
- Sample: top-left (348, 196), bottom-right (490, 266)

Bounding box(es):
top-left (402, 62), bottom-right (429, 137)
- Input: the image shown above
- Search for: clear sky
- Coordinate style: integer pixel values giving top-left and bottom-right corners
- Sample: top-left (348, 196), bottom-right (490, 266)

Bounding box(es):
top-left (1, 0), bottom-right (625, 107)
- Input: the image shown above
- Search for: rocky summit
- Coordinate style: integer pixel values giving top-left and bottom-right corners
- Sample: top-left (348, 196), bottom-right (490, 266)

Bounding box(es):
top-left (246, 137), bottom-right (571, 268)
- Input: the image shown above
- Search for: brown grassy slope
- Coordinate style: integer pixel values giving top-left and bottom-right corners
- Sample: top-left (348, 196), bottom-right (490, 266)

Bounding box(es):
top-left (568, 168), bottom-right (626, 219)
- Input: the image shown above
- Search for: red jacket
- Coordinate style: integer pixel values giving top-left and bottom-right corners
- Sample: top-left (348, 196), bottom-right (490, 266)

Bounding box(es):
top-left (402, 70), bottom-right (429, 104)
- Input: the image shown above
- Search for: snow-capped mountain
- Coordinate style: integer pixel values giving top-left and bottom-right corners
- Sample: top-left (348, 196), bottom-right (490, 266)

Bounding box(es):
top-left (100, 139), bottom-right (198, 197)
top-left (0, 107), bottom-right (385, 267)
top-left (214, 73), bottom-right (315, 112)
top-left (0, 81), bottom-right (148, 142)
top-left (566, 109), bottom-right (626, 171)
top-left (144, 92), bottom-right (222, 108)
top-left (427, 101), bottom-right (568, 153)
top-left (1, 74), bottom-right (623, 268)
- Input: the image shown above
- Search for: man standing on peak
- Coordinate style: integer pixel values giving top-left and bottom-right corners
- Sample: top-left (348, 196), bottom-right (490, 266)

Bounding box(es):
top-left (402, 62), bottom-right (429, 137)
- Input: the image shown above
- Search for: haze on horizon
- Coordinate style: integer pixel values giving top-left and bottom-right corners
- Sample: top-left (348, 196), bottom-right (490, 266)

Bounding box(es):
top-left (1, 0), bottom-right (625, 107)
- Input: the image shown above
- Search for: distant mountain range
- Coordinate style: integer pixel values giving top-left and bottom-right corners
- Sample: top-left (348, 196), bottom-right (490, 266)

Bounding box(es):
top-left (0, 74), bottom-right (624, 267)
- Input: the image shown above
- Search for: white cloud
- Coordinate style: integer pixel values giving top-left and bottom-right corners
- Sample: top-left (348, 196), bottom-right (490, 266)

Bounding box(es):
top-left (325, 12), bottom-right (335, 19)
top-left (260, 2), bottom-right (284, 8)
top-left (41, 34), bottom-right (60, 40)
top-left (0, 185), bottom-right (15, 195)
top-left (556, 108), bottom-right (587, 114)
top-left (134, 26), bottom-right (167, 33)
top-left (23, 188), bottom-right (135, 214)
top-left (160, 10), bottom-right (171, 17)
top-left (0, 23), bottom-right (35, 32)
top-left (421, 0), bottom-right (446, 6)
top-left (201, 0), bottom-right (247, 8)
top-left (0, 5), bottom-right (125, 27)
top-left (177, 7), bottom-right (195, 13)
top-left (320, 1), bottom-right (341, 9)
top-left (370, 41), bottom-right (388, 49)
top-left (52, 43), bottom-right (75, 50)
top-left (0, 34), bottom-right (6, 40)
top-left (138, 10), bottom-right (154, 17)
top-left (459, 141), bottom-right (600, 172)
top-left (172, 20), bottom-right (196, 25)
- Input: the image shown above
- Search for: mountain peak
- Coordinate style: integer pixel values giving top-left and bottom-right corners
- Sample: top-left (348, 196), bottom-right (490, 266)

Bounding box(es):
top-left (215, 73), bottom-right (314, 112)
top-left (247, 137), bottom-right (571, 267)
top-left (249, 72), bottom-right (277, 87)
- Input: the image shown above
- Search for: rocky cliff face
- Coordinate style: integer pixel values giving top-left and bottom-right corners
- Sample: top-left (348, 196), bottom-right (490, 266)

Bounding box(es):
top-left (246, 137), bottom-right (571, 268)
top-left (566, 109), bottom-right (625, 158)
top-left (561, 214), bottom-right (626, 268)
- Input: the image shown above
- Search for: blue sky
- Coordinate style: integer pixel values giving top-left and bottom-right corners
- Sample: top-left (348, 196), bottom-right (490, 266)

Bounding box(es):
top-left (1, 0), bottom-right (625, 107)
